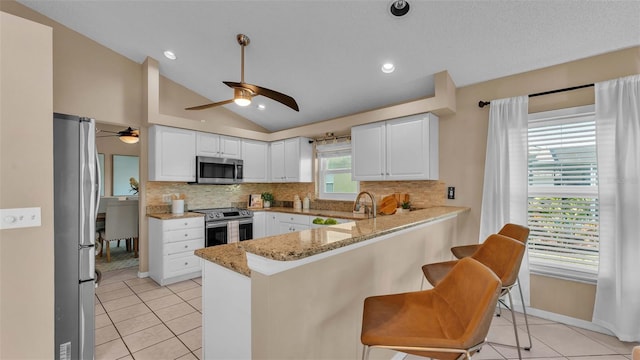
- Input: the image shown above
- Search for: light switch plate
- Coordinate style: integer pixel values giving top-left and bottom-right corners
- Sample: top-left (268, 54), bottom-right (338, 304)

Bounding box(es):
top-left (0, 207), bottom-right (42, 229)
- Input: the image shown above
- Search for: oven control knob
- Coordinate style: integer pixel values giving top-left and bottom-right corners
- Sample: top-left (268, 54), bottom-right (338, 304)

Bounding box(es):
top-left (215, 213), bottom-right (222, 218)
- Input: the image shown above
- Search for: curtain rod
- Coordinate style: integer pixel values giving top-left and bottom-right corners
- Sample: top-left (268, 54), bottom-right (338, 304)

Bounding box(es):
top-left (478, 83), bottom-right (594, 108)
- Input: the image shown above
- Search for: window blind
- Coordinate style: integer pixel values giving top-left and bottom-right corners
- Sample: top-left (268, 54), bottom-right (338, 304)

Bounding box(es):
top-left (527, 107), bottom-right (599, 274)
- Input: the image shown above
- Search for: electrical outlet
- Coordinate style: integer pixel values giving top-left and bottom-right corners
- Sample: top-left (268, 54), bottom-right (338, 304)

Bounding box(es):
top-left (0, 207), bottom-right (42, 229)
top-left (447, 187), bottom-right (455, 200)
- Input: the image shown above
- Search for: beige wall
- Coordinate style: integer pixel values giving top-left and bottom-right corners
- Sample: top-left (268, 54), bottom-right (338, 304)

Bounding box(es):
top-left (439, 46), bottom-right (640, 319)
top-left (0, 11), bottom-right (54, 359)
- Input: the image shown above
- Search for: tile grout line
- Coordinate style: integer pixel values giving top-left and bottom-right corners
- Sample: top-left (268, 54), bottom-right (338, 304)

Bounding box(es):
top-left (118, 277), bottom-right (202, 359)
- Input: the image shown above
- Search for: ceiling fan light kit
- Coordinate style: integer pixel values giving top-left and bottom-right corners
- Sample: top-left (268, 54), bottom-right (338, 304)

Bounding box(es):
top-left (185, 34), bottom-right (299, 112)
top-left (233, 88), bottom-right (252, 106)
top-left (97, 127), bottom-right (139, 144)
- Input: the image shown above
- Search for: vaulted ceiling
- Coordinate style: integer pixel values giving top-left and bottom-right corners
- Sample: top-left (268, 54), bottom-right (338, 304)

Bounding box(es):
top-left (17, 0), bottom-right (640, 131)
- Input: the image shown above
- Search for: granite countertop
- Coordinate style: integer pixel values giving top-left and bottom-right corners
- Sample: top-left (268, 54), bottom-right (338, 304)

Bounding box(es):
top-left (251, 207), bottom-right (370, 220)
top-left (195, 206), bottom-right (469, 277)
top-left (147, 212), bottom-right (205, 220)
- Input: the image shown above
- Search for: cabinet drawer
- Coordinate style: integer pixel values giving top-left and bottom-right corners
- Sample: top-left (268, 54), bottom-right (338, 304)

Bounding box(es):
top-left (162, 217), bottom-right (204, 231)
top-left (165, 239), bottom-right (204, 256)
top-left (275, 213), bottom-right (309, 225)
top-left (166, 253), bottom-right (201, 275)
top-left (164, 228), bottom-right (204, 243)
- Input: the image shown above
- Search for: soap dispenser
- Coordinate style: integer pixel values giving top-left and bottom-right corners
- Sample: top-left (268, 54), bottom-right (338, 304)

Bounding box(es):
top-left (303, 193), bottom-right (310, 210)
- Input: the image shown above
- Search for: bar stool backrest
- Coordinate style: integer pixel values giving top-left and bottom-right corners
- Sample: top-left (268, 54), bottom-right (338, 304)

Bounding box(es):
top-left (471, 234), bottom-right (525, 288)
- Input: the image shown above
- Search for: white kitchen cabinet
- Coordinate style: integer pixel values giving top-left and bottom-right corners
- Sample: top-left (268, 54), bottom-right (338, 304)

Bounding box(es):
top-left (352, 113), bottom-right (438, 181)
top-left (149, 216), bottom-right (205, 286)
top-left (265, 212), bottom-right (280, 236)
top-left (276, 213), bottom-right (310, 233)
top-left (252, 211), bottom-right (267, 239)
top-left (269, 137), bottom-right (313, 182)
top-left (148, 125), bottom-right (196, 182)
top-left (351, 122), bottom-right (386, 181)
top-left (241, 139), bottom-right (269, 182)
top-left (196, 132), bottom-right (242, 159)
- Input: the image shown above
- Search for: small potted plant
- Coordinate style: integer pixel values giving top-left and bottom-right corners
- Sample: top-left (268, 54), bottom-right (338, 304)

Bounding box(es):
top-left (398, 201), bottom-right (411, 214)
top-left (261, 192), bottom-right (274, 208)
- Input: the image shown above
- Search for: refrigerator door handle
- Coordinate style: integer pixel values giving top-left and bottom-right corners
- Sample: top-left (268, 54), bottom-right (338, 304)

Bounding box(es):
top-left (95, 148), bottom-right (101, 221)
top-left (79, 118), bottom-right (96, 281)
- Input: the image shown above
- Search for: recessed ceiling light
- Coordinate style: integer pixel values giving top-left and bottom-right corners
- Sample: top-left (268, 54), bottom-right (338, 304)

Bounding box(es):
top-left (163, 50), bottom-right (177, 60)
top-left (381, 62), bottom-right (395, 73)
top-left (257, 104), bottom-right (266, 110)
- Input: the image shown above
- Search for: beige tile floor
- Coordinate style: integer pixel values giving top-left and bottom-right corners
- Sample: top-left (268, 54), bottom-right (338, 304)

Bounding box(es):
top-left (96, 266), bottom-right (638, 360)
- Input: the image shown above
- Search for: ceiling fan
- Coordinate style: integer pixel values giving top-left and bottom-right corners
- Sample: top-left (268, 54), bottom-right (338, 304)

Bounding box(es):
top-left (185, 34), bottom-right (299, 112)
top-left (96, 127), bottom-right (139, 144)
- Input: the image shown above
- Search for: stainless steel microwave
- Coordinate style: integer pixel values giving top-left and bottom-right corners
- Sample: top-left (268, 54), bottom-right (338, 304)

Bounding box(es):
top-left (195, 156), bottom-right (243, 184)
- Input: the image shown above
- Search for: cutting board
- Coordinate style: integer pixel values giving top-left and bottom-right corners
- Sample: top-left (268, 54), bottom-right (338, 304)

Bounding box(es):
top-left (394, 193), bottom-right (410, 205)
top-left (380, 195), bottom-right (397, 215)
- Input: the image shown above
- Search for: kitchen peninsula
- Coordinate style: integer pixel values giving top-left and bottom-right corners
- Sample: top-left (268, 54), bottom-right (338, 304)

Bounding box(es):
top-left (195, 206), bottom-right (469, 359)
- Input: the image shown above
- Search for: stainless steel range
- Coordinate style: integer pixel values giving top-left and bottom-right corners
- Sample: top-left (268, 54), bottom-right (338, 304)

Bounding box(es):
top-left (191, 207), bottom-right (253, 247)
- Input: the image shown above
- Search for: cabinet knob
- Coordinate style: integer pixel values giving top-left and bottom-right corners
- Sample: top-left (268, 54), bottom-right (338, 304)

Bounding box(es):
top-left (184, 222), bottom-right (188, 226)
top-left (184, 262), bottom-right (188, 266)
top-left (184, 245), bottom-right (188, 248)
top-left (386, 172), bottom-right (389, 175)
top-left (184, 233), bottom-right (188, 237)
top-left (381, 173), bottom-right (384, 175)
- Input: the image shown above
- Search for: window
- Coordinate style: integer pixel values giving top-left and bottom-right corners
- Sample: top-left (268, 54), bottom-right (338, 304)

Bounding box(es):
top-left (527, 105), bottom-right (599, 280)
top-left (317, 142), bottom-right (359, 200)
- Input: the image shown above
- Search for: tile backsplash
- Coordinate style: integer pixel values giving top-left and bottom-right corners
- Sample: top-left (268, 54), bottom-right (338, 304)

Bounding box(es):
top-left (146, 180), bottom-right (445, 214)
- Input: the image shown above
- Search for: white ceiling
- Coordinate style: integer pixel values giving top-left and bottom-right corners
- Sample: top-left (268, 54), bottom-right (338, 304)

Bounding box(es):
top-left (17, 0), bottom-right (640, 132)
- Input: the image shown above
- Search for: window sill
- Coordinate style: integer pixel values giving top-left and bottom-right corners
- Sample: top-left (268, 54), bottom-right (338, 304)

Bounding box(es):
top-left (529, 263), bottom-right (597, 285)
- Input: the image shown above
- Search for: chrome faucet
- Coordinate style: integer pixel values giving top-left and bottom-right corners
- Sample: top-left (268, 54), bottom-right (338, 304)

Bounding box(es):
top-left (353, 191), bottom-right (377, 218)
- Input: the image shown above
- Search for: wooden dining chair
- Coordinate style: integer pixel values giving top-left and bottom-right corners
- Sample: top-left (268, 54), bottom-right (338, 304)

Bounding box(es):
top-left (361, 257), bottom-right (502, 360)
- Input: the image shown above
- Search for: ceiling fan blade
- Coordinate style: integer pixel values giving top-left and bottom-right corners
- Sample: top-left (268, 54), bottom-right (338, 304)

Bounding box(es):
top-left (224, 81), bottom-right (299, 112)
top-left (185, 99), bottom-right (234, 111)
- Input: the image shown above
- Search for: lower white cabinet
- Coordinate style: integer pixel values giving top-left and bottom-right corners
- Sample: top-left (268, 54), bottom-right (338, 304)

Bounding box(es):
top-left (252, 212), bottom-right (267, 239)
top-left (149, 216), bottom-right (205, 286)
top-left (265, 212), bottom-right (280, 237)
top-left (276, 213), bottom-right (311, 233)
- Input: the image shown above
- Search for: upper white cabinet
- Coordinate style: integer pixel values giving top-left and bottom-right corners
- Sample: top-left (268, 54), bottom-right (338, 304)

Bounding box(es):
top-left (149, 125), bottom-right (196, 182)
top-left (269, 137), bottom-right (313, 183)
top-left (352, 113), bottom-right (439, 181)
top-left (196, 132), bottom-right (242, 159)
top-left (241, 139), bottom-right (269, 182)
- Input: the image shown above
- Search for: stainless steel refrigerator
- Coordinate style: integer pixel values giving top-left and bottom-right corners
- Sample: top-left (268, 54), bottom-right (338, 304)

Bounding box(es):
top-left (54, 113), bottom-right (100, 360)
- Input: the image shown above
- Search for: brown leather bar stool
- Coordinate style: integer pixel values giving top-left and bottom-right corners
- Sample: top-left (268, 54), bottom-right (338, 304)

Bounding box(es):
top-left (422, 234), bottom-right (527, 360)
top-left (450, 223), bottom-right (532, 353)
top-left (451, 223), bottom-right (530, 259)
top-left (361, 258), bottom-right (502, 360)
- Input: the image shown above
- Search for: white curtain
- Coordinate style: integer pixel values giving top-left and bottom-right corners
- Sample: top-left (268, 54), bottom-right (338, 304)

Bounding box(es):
top-left (592, 74), bottom-right (640, 342)
top-left (479, 96), bottom-right (530, 304)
